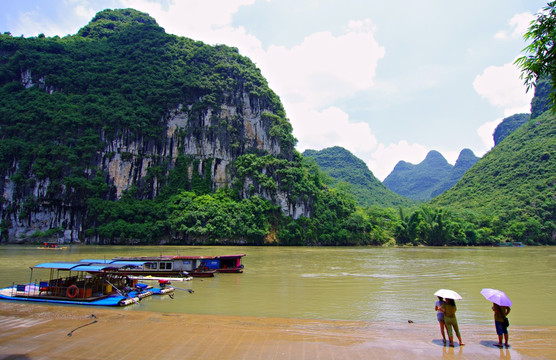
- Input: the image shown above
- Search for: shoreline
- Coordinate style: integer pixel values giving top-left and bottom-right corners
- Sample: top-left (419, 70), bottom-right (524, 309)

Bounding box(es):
top-left (1, 303), bottom-right (555, 359)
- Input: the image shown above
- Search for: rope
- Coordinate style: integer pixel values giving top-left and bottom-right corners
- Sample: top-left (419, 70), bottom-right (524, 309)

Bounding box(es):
top-left (67, 314), bottom-right (97, 337)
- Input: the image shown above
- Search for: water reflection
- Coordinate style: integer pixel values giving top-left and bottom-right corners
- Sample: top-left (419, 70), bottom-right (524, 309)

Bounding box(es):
top-left (441, 344), bottom-right (464, 359)
top-left (0, 245), bottom-right (553, 326)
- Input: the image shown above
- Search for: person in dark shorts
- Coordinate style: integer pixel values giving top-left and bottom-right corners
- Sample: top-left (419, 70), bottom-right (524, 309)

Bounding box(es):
top-left (492, 303), bottom-right (511, 347)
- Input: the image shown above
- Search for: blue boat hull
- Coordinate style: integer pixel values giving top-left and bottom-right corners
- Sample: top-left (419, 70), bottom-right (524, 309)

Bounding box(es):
top-left (0, 292), bottom-right (127, 306)
top-left (0, 284), bottom-right (137, 306)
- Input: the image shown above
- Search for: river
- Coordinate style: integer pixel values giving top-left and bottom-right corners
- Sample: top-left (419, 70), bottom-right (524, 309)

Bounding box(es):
top-left (0, 245), bottom-right (553, 326)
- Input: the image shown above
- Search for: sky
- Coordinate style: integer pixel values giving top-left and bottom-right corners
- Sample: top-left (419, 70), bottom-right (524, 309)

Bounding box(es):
top-left (0, 0), bottom-right (548, 180)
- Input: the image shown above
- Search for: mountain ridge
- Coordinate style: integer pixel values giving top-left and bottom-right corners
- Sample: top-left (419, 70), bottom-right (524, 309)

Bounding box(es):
top-left (383, 149), bottom-right (479, 201)
top-left (302, 146), bottom-right (414, 207)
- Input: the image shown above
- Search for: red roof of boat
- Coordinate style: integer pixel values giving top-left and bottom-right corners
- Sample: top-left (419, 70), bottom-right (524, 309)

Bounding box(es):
top-left (114, 254), bottom-right (245, 261)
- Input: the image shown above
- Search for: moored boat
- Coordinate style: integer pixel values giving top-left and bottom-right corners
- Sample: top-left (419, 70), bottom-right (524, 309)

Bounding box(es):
top-left (0, 261), bottom-right (174, 306)
top-left (106, 254), bottom-right (245, 278)
top-left (37, 242), bottom-right (67, 250)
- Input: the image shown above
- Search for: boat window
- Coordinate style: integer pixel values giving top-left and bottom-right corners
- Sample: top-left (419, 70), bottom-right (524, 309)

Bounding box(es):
top-left (145, 263), bottom-right (158, 270)
top-left (160, 262), bottom-right (172, 270)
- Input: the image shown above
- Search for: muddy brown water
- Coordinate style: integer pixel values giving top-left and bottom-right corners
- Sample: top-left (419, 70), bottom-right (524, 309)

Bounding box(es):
top-left (0, 245), bottom-right (554, 326)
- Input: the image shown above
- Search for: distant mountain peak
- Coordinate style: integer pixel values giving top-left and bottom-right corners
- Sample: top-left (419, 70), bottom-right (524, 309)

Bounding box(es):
top-left (78, 8), bottom-right (160, 39)
top-left (423, 150), bottom-right (449, 167)
top-left (391, 160), bottom-right (413, 172)
top-left (383, 149), bottom-right (478, 201)
top-left (458, 148), bottom-right (475, 157)
top-left (454, 149), bottom-right (478, 169)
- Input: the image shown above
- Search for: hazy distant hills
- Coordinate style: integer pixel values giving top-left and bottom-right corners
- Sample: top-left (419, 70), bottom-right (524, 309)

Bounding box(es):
top-left (300, 97), bottom-right (540, 206)
top-left (383, 149), bottom-right (479, 201)
top-left (302, 147), bottom-right (414, 207)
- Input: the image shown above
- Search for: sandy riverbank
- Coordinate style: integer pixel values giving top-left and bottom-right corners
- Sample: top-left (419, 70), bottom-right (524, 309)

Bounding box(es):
top-left (0, 303), bottom-right (554, 360)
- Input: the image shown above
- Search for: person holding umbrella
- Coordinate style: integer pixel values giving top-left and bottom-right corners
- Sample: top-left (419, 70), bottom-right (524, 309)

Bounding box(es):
top-left (481, 288), bottom-right (512, 348)
top-left (434, 289), bottom-right (465, 347)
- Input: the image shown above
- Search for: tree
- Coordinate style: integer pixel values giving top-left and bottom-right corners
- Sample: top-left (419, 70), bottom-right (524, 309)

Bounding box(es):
top-left (515, 1), bottom-right (556, 109)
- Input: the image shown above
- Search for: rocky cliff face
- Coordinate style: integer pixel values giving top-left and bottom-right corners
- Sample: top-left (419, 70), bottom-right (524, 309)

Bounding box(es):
top-left (101, 94), bottom-right (282, 198)
top-left (1, 81), bottom-right (304, 242)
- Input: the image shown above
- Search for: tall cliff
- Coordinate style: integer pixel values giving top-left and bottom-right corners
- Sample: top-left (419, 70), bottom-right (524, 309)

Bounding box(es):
top-left (0, 9), bottom-right (306, 243)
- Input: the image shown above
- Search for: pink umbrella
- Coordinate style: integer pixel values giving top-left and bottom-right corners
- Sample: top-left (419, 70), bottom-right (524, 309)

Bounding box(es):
top-left (480, 288), bottom-right (512, 307)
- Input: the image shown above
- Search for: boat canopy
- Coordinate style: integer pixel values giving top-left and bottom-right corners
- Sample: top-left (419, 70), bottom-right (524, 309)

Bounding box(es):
top-left (33, 262), bottom-right (80, 270)
top-left (34, 261), bottom-right (148, 272)
top-left (79, 259), bottom-right (149, 267)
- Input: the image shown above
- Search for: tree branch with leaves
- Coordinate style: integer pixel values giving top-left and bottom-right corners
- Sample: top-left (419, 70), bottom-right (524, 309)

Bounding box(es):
top-left (515, 1), bottom-right (556, 110)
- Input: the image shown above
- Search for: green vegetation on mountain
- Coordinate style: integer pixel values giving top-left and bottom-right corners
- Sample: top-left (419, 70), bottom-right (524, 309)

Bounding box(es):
top-left (531, 77), bottom-right (552, 119)
top-left (432, 111), bottom-right (556, 244)
top-left (516, 0), bottom-right (556, 111)
top-left (302, 146), bottom-right (414, 207)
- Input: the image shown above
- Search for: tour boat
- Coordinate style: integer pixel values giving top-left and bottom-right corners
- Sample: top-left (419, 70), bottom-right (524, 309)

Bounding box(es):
top-left (91, 254), bottom-right (245, 278)
top-left (0, 261), bottom-right (174, 306)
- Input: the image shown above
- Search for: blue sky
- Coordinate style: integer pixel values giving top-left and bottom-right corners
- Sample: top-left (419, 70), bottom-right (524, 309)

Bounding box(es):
top-left (0, 0), bottom-right (548, 180)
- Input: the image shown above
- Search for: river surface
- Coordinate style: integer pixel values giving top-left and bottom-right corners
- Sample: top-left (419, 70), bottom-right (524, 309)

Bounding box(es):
top-left (0, 245), bottom-right (553, 326)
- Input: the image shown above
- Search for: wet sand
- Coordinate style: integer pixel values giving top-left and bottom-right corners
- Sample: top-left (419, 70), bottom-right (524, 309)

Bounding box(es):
top-left (0, 303), bottom-right (554, 360)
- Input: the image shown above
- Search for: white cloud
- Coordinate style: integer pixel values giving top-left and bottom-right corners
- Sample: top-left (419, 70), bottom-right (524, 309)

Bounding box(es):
top-left (11, 10), bottom-right (63, 37)
top-left (8, 1), bottom-right (97, 37)
top-left (72, 4), bottom-right (96, 20)
top-left (476, 118), bottom-right (503, 153)
top-left (472, 60), bottom-right (533, 159)
top-left (256, 18), bottom-right (385, 109)
top-left (367, 141), bottom-right (429, 181)
top-left (509, 12), bottom-right (535, 37)
top-left (250, 18), bottom-right (386, 174)
top-left (472, 60), bottom-right (532, 115)
top-left (494, 12), bottom-right (534, 39)
top-left (291, 105), bottom-right (377, 155)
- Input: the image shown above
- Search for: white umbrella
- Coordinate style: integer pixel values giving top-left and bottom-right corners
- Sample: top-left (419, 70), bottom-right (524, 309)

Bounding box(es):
top-left (480, 288), bottom-right (512, 307)
top-left (434, 289), bottom-right (462, 300)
